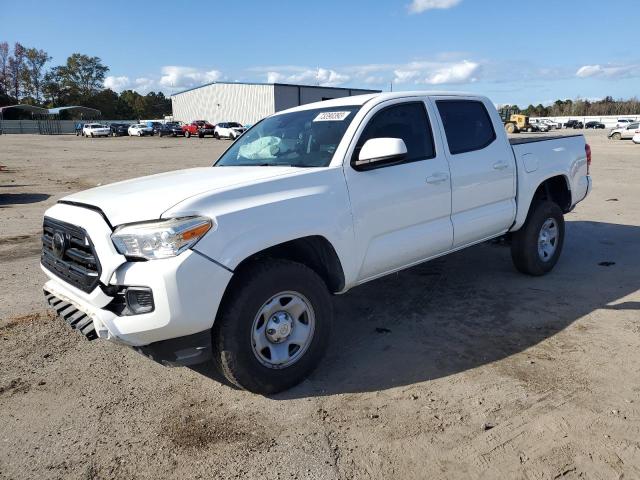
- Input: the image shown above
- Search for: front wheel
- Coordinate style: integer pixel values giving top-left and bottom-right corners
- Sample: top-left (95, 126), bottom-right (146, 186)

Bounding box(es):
top-left (611, 133), bottom-right (621, 140)
top-left (185, 131), bottom-right (191, 138)
top-left (212, 259), bottom-right (333, 394)
top-left (511, 200), bottom-right (565, 276)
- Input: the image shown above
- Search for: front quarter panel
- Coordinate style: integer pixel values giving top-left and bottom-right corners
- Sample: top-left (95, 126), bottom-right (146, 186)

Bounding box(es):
top-left (163, 167), bottom-right (358, 287)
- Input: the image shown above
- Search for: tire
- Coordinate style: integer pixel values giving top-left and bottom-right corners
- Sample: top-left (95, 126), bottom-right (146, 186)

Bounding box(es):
top-left (198, 132), bottom-right (204, 138)
top-left (611, 133), bottom-right (621, 140)
top-left (511, 200), bottom-right (565, 276)
top-left (505, 123), bottom-right (515, 134)
top-left (214, 132), bottom-right (219, 139)
top-left (212, 259), bottom-right (333, 394)
top-left (185, 130), bottom-right (191, 138)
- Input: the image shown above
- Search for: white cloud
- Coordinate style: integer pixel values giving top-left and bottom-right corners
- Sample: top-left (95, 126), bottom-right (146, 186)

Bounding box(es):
top-left (266, 71), bottom-right (284, 83)
top-left (263, 67), bottom-right (350, 87)
top-left (134, 77), bottom-right (155, 93)
top-left (104, 75), bottom-right (130, 92)
top-left (159, 66), bottom-right (222, 89)
top-left (425, 60), bottom-right (480, 84)
top-left (392, 60), bottom-right (480, 85)
top-left (393, 69), bottom-right (421, 83)
top-left (408, 0), bottom-right (462, 14)
top-left (576, 65), bottom-right (603, 78)
top-left (576, 64), bottom-right (639, 79)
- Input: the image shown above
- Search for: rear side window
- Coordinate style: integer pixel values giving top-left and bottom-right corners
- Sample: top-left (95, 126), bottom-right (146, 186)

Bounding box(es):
top-left (436, 100), bottom-right (496, 155)
top-left (354, 102), bottom-right (435, 164)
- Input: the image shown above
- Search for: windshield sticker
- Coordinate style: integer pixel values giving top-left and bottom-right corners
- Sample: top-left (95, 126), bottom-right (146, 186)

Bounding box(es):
top-left (313, 111), bottom-right (351, 122)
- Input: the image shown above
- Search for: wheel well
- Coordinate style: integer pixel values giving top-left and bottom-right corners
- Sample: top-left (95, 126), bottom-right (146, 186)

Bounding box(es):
top-left (532, 176), bottom-right (571, 213)
top-left (233, 236), bottom-right (345, 293)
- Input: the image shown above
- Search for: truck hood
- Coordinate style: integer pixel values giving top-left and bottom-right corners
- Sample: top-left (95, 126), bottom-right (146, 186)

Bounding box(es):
top-left (61, 166), bottom-right (299, 226)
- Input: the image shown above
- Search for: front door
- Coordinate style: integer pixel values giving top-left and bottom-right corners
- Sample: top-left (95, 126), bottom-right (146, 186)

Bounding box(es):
top-left (344, 99), bottom-right (453, 282)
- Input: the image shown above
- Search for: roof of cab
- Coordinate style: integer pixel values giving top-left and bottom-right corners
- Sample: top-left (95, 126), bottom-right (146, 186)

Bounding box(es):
top-left (277, 91), bottom-right (480, 115)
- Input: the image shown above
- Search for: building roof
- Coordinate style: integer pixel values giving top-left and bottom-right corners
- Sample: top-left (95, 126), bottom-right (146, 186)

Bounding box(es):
top-left (48, 106), bottom-right (101, 116)
top-left (171, 81), bottom-right (380, 97)
top-left (0, 104), bottom-right (101, 116)
top-left (0, 104), bottom-right (49, 114)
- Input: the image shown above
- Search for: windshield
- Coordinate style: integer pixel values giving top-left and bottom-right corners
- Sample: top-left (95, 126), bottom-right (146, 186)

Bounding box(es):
top-left (215, 106), bottom-right (361, 168)
top-left (228, 122), bottom-right (243, 128)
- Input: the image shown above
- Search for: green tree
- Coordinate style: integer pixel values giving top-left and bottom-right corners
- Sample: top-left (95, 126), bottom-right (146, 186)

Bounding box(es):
top-left (23, 47), bottom-right (51, 103)
top-left (57, 53), bottom-right (109, 99)
top-left (0, 41), bottom-right (10, 98)
top-left (7, 42), bottom-right (25, 99)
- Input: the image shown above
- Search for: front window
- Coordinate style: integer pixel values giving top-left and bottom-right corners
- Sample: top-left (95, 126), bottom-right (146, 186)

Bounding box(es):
top-left (216, 106), bottom-right (361, 168)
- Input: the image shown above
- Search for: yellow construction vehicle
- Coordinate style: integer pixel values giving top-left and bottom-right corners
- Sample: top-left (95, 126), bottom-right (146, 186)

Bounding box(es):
top-left (498, 107), bottom-right (534, 134)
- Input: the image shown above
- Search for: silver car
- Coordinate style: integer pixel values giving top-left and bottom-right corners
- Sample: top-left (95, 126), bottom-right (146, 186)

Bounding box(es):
top-left (608, 122), bottom-right (640, 140)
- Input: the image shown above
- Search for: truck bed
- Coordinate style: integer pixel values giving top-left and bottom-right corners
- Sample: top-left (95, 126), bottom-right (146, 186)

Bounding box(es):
top-left (509, 134), bottom-right (583, 145)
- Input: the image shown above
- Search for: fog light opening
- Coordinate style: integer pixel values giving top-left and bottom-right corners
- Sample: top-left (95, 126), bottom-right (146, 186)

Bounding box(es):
top-left (125, 287), bottom-right (155, 314)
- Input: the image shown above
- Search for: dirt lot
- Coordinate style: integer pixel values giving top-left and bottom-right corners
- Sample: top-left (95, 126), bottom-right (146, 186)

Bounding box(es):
top-left (1, 131), bottom-right (639, 480)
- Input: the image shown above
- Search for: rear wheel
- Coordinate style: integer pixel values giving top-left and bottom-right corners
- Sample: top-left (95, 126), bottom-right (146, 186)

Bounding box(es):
top-left (511, 200), bottom-right (565, 276)
top-left (212, 259), bottom-right (333, 394)
top-left (185, 130), bottom-right (191, 138)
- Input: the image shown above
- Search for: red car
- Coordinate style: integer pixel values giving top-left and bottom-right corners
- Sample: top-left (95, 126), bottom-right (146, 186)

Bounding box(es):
top-left (182, 120), bottom-right (216, 138)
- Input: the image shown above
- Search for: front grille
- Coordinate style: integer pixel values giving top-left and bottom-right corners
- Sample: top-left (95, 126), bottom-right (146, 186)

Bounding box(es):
top-left (44, 289), bottom-right (97, 340)
top-left (41, 217), bottom-right (101, 293)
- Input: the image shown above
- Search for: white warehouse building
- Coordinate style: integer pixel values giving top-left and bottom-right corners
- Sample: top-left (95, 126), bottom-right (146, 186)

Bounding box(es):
top-left (170, 82), bottom-right (380, 125)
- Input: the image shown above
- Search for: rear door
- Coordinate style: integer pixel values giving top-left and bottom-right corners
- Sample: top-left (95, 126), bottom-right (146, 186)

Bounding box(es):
top-left (431, 96), bottom-right (516, 247)
top-left (344, 98), bottom-right (453, 282)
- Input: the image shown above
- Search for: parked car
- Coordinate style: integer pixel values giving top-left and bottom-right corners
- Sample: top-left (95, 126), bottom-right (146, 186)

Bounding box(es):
top-left (183, 120), bottom-right (215, 138)
top-left (109, 123), bottom-right (130, 136)
top-left (41, 92), bottom-right (592, 394)
top-left (616, 119), bottom-right (635, 128)
top-left (564, 120), bottom-right (584, 129)
top-left (146, 121), bottom-right (164, 135)
top-left (633, 132), bottom-right (640, 144)
top-left (157, 122), bottom-right (185, 137)
top-left (82, 123), bottom-right (111, 137)
top-left (608, 122), bottom-right (640, 140)
top-left (214, 122), bottom-right (247, 139)
top-left (528, 119), bottom-right (550, 132)
top-left (585, 121), bottom-right (605, 129)
top-left (128, 123), bottom-right (154, 136)
top-left (541, 119), bottom-right (562, 129)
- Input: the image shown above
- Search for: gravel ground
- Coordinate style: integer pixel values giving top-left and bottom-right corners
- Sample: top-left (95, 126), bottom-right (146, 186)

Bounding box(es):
top-left (0, 130), bottom-right (639, 479)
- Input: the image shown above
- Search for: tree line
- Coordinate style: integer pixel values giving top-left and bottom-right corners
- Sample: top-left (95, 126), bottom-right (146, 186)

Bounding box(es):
top-left (0, 41), bottom-right (171, 119)
top-left (504, 97), bottom-right (640, 119)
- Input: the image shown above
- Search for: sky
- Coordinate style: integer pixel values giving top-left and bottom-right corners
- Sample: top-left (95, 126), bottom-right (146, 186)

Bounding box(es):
top-left (1, 0), bottom-right (638, 107)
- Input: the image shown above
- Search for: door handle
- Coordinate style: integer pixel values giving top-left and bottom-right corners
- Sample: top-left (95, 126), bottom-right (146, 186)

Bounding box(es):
top-left (493, 161), bottom-right (509, 170)
top-left (426, 173), bottom-right (449, 185)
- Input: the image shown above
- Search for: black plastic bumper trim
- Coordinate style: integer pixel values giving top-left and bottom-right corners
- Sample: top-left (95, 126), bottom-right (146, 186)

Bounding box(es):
top-left (133, 330), bottom-right (213, 367)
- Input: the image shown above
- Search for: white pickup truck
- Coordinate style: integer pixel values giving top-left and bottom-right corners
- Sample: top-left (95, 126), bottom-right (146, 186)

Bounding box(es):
top-left (42, 92), bottom-right (591, 394)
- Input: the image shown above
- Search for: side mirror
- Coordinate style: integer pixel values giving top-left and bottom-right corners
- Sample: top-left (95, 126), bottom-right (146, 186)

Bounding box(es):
top-left (354, 138), bottom-right (407, 170)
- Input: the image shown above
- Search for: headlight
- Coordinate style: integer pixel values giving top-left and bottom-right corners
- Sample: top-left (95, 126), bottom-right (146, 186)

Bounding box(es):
top-left (111, 216), bottom-right (213, 260)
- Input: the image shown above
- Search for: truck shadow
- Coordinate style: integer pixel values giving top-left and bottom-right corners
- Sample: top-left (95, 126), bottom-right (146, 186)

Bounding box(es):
top-left (274, 220), bottom-right (640, 398)
top-left (0, 193), bottom-right (50, 207)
